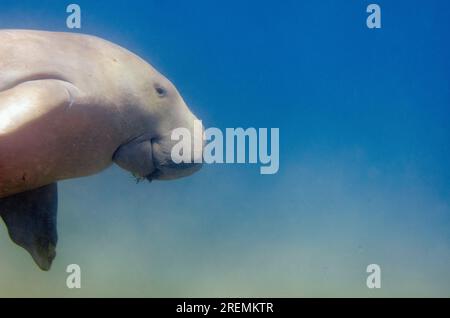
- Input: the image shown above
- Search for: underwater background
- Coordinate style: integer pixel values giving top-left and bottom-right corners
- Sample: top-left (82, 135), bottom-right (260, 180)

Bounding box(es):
top-left (0, 0), bottom-right (449, 297)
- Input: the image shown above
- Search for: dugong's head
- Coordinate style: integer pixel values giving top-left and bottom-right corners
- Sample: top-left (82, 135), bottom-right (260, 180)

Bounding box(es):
top-left (113, 71), bottom-right (204, 182)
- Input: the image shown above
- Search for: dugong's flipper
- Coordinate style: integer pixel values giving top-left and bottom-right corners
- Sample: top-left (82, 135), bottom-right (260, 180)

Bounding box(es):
top-left (0, 183), bottom-right (58, 271)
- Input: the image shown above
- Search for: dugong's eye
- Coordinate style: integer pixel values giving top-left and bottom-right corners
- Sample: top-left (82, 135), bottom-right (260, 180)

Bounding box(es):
top-left (154, 83), bottom-right (167, 97)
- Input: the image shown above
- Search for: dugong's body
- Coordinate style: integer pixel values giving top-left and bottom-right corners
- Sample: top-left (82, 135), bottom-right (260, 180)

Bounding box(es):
top-left (1, 30), bottom-right (159, 197)
top-left (0, 30), bottom-right (203, 270)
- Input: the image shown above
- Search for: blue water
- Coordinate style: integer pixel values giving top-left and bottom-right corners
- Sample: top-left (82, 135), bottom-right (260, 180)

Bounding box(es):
top-left (0, 0), bottom-right (449, 297)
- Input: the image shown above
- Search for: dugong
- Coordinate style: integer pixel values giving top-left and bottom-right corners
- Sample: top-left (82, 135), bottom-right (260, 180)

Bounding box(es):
top-left (0, 30), bottom-right (204, 270)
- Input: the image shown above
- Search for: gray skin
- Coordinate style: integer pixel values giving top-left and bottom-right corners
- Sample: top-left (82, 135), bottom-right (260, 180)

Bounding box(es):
top-left (0, 30), bottom-right (204, 270)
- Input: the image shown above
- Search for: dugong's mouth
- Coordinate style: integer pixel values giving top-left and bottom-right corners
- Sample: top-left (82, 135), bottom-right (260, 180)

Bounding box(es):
top-left (113, 135), bottom-right (203, 182)
top-left (145, 161), bottom-right (203, 182)
top-left (145, 167), bottom-right (161, 182)
top-left (147, 137), bottom-right (204, 181)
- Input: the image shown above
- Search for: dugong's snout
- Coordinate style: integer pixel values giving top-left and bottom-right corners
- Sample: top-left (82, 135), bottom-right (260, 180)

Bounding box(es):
top-left (113, 118), bottom-right (204, 182)
top-left (145, 122), bottom-right (205, 181)
top-left (113, 72), bottom-right (204, 182)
